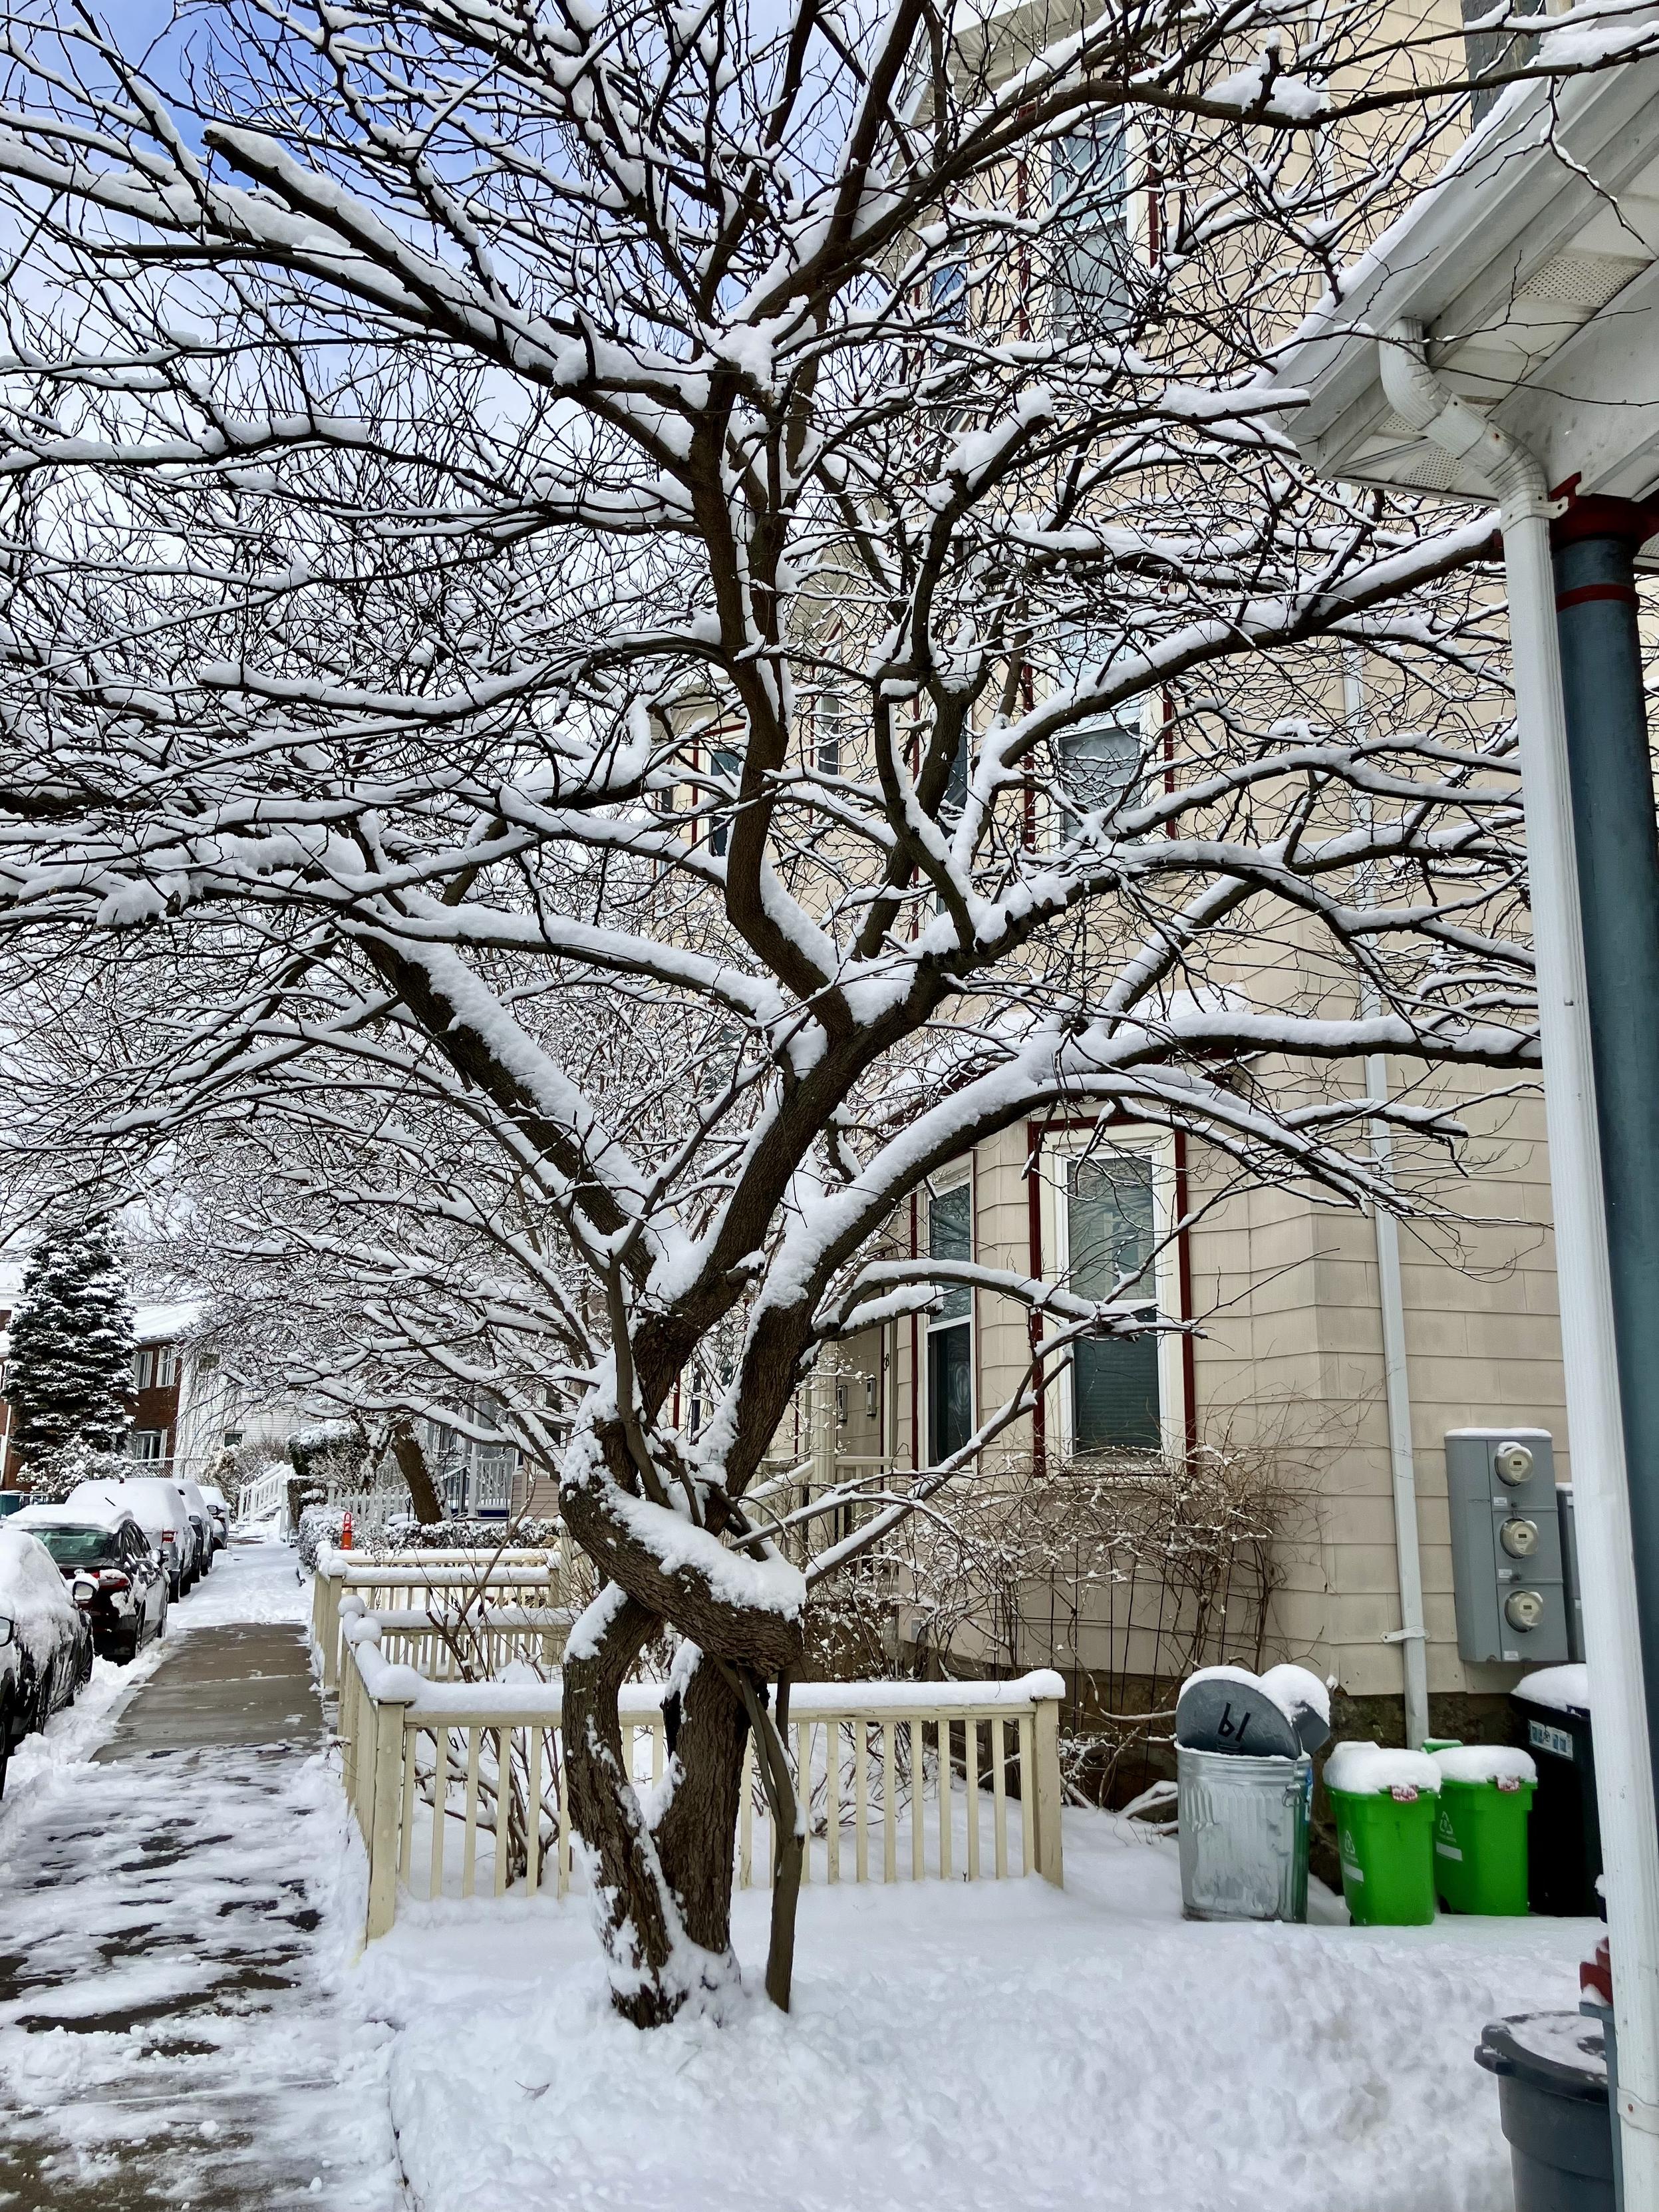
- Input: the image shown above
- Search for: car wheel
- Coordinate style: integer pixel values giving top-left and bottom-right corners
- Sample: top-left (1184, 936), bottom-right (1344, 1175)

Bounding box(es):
top-left (74, 1634), bottom-right (93, 1695)
top-left (32, 1660), bottom-right (54, 1736)
top-left (0, 1696), bottom-right (11, 1798)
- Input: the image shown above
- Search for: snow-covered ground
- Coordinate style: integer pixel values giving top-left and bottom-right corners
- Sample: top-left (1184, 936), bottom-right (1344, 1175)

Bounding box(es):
top-left (0, 1541), bottom-right (1599, 2212)
top-left (357, 1780), bottom-right (1594, 2212)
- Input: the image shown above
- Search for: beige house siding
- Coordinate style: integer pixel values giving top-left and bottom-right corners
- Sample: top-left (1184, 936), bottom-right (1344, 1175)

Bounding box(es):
top-left (830, 1081), bottom-right (1567, 1721)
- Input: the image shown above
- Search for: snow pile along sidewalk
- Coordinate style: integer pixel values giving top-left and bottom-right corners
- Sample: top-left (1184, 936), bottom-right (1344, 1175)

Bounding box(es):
top-left (357, 1806), bottom-right (1593, 2212)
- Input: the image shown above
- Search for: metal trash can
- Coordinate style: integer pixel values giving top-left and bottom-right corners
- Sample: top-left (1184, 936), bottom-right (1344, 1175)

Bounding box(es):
top-left (1475, 2012), bottom-right (1616, 2212)
top-left (1177, 1744), bottom-right (1311, 1923)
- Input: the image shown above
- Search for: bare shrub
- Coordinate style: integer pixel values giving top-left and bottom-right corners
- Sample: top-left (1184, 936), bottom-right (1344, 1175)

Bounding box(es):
top-left (810, 1435), bottom-right (1308, 1802)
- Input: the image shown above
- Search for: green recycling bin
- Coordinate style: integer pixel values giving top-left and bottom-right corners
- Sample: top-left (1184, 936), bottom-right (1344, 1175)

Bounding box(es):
top-left (1430, 1745), bottom-right (1537, 1916)
top-left (1324, 1742), bottom-right (1440, 1926)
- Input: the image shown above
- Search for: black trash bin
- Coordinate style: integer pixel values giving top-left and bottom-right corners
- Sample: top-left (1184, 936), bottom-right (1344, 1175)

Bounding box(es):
top-left (1476, 2012), bottom-right (1616, 2212)
top-left (1511, 1668), bottom-right (1601, 1917)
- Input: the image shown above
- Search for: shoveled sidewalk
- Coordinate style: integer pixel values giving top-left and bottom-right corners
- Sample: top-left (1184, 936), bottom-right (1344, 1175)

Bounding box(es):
top-left (0, 1543), bottom-right (402, 2210)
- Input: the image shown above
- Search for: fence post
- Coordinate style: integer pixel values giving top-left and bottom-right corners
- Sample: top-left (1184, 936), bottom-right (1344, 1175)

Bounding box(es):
top-left (1032, 1692), bottom-right (1065, 1888)
top-left (341, 1631), bottom-right (359, 1799)
top-left (313, 1560), bottom-right (340, 1686)
top-left (364, 1674), bottom-right (414, 1942)
top-left (338, 1607), bottom-right (377, 1798)
top-left (323, 1567), bottom-right (348, 1692)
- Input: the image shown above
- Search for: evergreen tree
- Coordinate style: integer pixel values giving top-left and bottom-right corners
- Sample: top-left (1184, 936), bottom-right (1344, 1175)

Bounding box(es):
top-left (8, 1221), bottom-right (134, 1484)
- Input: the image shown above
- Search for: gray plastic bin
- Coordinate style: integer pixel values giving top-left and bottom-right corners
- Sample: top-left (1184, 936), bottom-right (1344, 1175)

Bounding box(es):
top-left (1177, 1744), bottom-right (1310, 1923)
top-left (1475, 2012), bottom-right (1616, 2212)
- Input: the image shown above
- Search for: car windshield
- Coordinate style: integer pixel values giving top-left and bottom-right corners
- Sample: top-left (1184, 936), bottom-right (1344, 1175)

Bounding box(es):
top-left (31, 1526), bottom-right (119, 1567)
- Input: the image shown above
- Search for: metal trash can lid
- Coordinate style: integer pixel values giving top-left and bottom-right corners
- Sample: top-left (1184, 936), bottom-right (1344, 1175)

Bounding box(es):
top-left (1475, 2012), bottom-right (1608, 2104)
top-left (1176, 1670), bottom-right (1300, 1758)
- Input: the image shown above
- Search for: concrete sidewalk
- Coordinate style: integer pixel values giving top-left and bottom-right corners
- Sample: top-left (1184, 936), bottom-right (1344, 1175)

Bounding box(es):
top-left (0, 1549), bottom-right (402, 2211)
top-left (92, 1623), bottom-right (319, 1760)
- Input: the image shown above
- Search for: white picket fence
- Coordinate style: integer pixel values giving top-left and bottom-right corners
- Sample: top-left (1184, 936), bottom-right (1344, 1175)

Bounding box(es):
top-left (311, 1547), bottom-right (564, 1690)
top-left (336, 1611), bottom-right (1065, 1942)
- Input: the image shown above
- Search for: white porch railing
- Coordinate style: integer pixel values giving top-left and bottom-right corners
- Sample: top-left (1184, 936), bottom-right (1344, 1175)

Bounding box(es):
top-left (310, 1547), bottom-right (563, 1690)
top-left (339, 1622), bottom-right (1065, 1941)
top-left (239, 1464), bottom-right (289, 1526)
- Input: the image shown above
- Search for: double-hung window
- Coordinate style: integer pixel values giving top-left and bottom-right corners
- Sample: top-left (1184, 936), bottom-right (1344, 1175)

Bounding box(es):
top-left (816, 688), bottom-right (843, 779)
top-left (1058, 1144), bottom-right (1177, 1455)
top-left (927, 1182), bottom-right (973, 1464)
top-left (710, 747), bottom-right (739, 857)
top-left (1053, 626), bottom-right (1142, 825)
top-left (1463, 0), bottom-right (1541, 120)
top-left (930, 259), bottom-right (969, 329)
top-left (1051, 112), bottom-right (1131, 336)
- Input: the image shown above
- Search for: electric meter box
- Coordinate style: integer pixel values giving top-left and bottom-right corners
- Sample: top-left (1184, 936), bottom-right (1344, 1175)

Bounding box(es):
top-left (1445, 1428), bottom-right (1572, 1665)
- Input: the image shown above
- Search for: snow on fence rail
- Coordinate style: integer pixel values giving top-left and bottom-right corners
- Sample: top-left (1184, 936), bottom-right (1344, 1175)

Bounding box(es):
top-left (339, 1623), bottom-right (1065, 1941)
top-left (310, 1548), bottom-right (563, 1690)
top-left (335, 1598), bottom-right (575, 1785)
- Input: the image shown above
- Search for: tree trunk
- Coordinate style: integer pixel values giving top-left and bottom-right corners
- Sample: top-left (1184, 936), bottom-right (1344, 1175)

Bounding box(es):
top-left (562, 1591), bottom-right (751, 2024)
top-left (653, 1656), bottom-right (750, 1957)
top-left (388, 1419), bottom-right (446, 1527)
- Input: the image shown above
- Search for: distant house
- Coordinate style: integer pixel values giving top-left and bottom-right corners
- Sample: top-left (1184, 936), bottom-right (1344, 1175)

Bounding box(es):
top-left (124, 1303), bottom-right (199, 1472)
top-left (0, 1287), bottom-right (293, 1497)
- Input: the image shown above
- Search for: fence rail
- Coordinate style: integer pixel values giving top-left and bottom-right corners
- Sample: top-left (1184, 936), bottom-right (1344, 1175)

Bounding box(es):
top-left (337, 1623), bottom-right (1064, 1941)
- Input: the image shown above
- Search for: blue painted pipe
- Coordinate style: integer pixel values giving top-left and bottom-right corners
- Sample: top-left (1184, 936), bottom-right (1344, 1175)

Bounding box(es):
top-left (1554, 509), bottom-right (1659, 1778)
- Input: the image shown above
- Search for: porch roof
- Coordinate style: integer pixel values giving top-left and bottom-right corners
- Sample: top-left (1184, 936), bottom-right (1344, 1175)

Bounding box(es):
top-left (1271, 56), bottom-right (1659, 520)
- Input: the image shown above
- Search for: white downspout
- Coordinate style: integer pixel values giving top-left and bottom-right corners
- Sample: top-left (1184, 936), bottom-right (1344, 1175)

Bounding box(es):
top-left (1382, 321), bottom-right (1659, 2201)
top-left (1345, 654), bottom-right (1431, 1752)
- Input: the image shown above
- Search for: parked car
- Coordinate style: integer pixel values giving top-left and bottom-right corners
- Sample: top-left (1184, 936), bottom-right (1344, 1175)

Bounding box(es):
top-left (199, 1486), bottom-right (230, 1554)
top-left (10, 1503), bottom-right (168, 1662)
top-left (66, 1476), bottom-right (198, 1599)
top-left (0, 1527), bottom-right (94, 1790)
top-left (179, 1477), bottom-right (216, 1575)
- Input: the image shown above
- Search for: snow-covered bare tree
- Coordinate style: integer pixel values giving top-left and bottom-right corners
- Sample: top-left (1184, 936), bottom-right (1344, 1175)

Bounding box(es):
top-left (0, 0), bottom-right (1650, 2020)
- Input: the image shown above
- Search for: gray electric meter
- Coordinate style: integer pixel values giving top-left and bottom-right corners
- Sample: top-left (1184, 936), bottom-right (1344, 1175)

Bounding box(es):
top-left (1444, 1428), bottom-right (1572, 1664)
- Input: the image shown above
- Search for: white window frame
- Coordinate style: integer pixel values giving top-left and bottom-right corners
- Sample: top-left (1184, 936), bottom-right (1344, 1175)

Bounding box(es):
top-left (1046, 1127), bottom-right (1185, 1460)
top-left (132, 1346), bottom-right (156, 1392)
top-left (130, 1428), bottom-right (167, 1463)
top-left (156, 1345), bottom-right (178, 1388)
top-left (924, 1170), bottom-right (975, 1464)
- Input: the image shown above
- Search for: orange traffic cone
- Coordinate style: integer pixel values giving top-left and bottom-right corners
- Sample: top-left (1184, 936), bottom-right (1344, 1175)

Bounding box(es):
top-left (341, 1509), bottom-right (354, 1551)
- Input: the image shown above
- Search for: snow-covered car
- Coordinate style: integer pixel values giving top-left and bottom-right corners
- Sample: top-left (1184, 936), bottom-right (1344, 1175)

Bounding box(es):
top-left (11, 1503), bottom-right (169, 1662)
top-left (0, 1527), bottom-right (93, 1784)
top-left (199, 1486), bottom-right (231, 1554)
top-left (67, 1476), bottom-right (198, 1599)
top-left (179, 1477), bottom-right (216, 1575)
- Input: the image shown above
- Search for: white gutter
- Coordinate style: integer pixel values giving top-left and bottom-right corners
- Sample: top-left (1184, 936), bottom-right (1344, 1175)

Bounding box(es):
top-left (1345, 655), bottom-right (1430, 1752)
top-left (1381, 321), bottom-right (1659, 2200)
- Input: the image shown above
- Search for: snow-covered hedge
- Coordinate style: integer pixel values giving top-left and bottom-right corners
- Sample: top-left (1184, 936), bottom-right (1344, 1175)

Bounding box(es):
top-left (400, 1518), bottom-right (561, 1552)
top-left (297, 1505), bottom-right (345, 1574)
